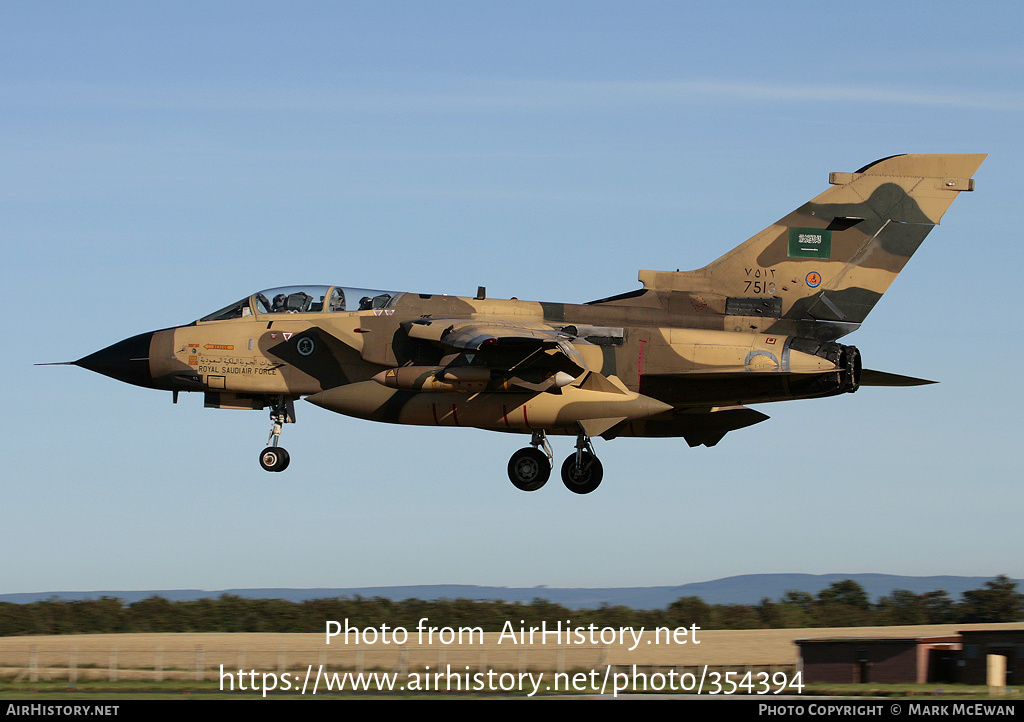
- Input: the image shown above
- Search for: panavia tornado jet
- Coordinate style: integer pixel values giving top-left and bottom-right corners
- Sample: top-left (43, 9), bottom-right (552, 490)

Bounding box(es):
top-left (64, 154), bottom-right (985, 493)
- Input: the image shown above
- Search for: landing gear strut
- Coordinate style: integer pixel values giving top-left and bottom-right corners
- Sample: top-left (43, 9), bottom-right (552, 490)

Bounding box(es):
top-left (259, 397), bottom-right (295, 472)
top-left (560, 429), bottom-right (603, 494)
top-left (507, 430), bottom-right (553, 491)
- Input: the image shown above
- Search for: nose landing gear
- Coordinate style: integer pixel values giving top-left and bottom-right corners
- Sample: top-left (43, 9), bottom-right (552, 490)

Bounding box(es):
top-left (259, 397), bottom-right (295, 472)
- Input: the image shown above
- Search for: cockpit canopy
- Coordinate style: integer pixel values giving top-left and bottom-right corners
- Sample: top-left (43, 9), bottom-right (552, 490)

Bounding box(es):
top-left (199, 285), bottom-right (400, 322)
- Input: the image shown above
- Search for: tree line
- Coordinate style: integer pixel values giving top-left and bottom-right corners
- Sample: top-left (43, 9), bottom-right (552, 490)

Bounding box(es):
top-left (1, 576), bottom-right (1020, 637)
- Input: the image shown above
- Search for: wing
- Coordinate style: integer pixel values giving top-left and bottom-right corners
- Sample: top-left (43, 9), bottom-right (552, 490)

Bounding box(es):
top-left (310, 318), bottom-right (669, 438)
top-left (603, 404), bottom-right (771, 446)
top-left (402, 318), bottom-right (593, 383)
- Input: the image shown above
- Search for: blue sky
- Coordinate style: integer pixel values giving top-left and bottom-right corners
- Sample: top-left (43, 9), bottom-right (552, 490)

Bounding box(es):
top-left (3, 2), bottom-right (1021, 596)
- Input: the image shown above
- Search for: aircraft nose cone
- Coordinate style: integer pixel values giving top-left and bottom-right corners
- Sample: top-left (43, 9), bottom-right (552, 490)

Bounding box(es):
top-left (75, 331), bottom-right (156, 388)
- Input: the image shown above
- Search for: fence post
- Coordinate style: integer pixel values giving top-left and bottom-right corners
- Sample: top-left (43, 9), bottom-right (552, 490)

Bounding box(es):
top-left (194, 646), bottom-right (204, 681)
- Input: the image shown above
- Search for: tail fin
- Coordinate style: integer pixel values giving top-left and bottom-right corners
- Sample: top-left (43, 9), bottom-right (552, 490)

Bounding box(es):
top-left (639, 154), bottom-right (986, 339)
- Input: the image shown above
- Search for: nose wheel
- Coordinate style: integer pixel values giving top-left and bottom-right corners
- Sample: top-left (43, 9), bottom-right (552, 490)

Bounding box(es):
top-left (260, 397), bottom-right (295, 472)
top-left (260, 446), bottom-right (290, 472)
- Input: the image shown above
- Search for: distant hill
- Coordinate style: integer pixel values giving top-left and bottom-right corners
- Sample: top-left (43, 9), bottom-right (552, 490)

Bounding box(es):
top-left (2, 574), bottom-right (1017, 609)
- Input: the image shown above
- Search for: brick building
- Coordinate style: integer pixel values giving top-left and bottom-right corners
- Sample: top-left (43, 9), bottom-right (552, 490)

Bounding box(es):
top-left (796, 636), bottom-right (960, 684)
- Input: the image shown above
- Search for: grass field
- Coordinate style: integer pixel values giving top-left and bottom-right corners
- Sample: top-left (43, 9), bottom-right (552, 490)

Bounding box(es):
top-left (3, 622), bottom-right (1022, 699)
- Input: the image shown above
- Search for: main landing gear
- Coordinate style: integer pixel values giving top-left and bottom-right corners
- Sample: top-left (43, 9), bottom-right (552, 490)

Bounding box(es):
top-left (561, 433), bottom-right (603, 495)
top-left (506, 428), bottom-right (604, 494)
top-left (508, 431), bottom-right (553, 491)
top-left (259, 397), bottom-right (295, 472)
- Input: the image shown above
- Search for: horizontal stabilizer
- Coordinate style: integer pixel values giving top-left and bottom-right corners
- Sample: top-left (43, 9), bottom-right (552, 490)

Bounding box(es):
top-left (860, 369), bottom-right (936, 387)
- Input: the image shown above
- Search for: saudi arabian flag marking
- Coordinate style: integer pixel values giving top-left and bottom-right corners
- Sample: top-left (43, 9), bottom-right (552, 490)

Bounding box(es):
top-left (788, 228), bottom-right (831, 258)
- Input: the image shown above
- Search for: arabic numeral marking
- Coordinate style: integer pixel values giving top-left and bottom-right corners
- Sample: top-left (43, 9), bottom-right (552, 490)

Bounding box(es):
top-left (743, 281), bottom-right (777, 294)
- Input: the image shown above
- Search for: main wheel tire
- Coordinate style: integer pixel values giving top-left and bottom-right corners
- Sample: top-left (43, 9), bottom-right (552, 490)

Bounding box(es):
top-left (507, 447), bottom-right (550, 491)
top-left (560, 450), bottom-right (603, 494)
top-left (259, 446), bottom-right (290, 472)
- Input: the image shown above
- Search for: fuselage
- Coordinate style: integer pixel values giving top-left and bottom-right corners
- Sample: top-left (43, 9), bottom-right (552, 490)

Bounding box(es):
top-left (77, 283), bottom-right (857, 441)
